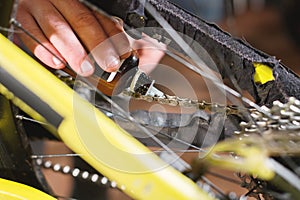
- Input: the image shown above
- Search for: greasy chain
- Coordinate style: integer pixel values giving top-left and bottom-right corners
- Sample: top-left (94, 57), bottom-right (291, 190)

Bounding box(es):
top-left (127, 88), bottom-right (300, 154)
top-left (122, 89), bottom-right (246, 116)
top-left (122, 89), bottom-right (300, 153)
top-left (58, 72), bottom-right (300, 140)
top-left (122, 89), bottom-right (300, 130)
top-left (59, 70), bottom-right (300, 134)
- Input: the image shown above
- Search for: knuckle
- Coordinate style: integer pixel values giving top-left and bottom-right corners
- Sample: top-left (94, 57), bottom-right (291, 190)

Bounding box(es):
top-left (44, 15), bottom-right (69, 31)
top-left (51, 21), bottom-right (69, 31)
top-left (112, 16), bottom-right (124, 28)
top-left (73, 11), bottom-right (96, 28)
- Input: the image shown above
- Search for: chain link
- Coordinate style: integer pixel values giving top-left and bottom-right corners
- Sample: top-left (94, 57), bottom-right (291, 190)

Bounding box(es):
top-left (122, 89), bottom-right (300, 154)
top-left (122, 89), bottom-right (247, 116)
top-left (34, 158), bottom-right (122, 190)
top-left (56, 71), bottom-right (247, 116)
top-left (122, 89), bottom-right (300, 131)
top-left (57, 73), bottom-right (300, 135)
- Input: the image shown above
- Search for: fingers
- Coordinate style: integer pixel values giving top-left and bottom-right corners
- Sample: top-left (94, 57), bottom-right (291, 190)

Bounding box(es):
top-left (17, 0), bottom-right (93, 76)
top-left (93, 12), bottom-right (131, 59)
top-left (35, 2), bottom-right (94, 75)
top-left (16, 0), bottom-right (131, 76)
top-left (51, 0), bottom-right (125, 72)
top-left (132, 34), bottom-right (166, 74)
top-left (16, 2), bottom-right (65, 70)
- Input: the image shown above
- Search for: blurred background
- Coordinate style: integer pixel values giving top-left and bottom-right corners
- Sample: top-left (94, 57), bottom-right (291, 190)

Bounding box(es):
top-left (170, 0), bottom-right (300, 75)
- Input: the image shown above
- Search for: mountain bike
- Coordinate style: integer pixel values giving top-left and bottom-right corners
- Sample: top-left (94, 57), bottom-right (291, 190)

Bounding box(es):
top-left (1, 0), bottom-right (300, 199)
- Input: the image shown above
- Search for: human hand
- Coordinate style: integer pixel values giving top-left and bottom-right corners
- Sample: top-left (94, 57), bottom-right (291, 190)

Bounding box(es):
top-left (16, 0), bottom-right (130, 76)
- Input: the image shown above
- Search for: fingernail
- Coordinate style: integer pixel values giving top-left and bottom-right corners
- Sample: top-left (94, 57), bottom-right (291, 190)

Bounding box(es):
top-left (52, 56), bottom-right (63, 67)
top-left (81, 60), bottom-right (94, 74)
top-left (106, 56), bottom-right (120, 70)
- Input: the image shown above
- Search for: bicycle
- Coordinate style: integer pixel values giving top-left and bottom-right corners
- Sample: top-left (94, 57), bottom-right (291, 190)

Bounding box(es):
top-left (0, 0), bottom-right (300, 199)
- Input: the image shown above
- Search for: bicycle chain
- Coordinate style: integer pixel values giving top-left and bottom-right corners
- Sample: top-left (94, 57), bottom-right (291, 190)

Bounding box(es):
top-left (121, 89), bottom-right (247, 116)
top-left (56, 72), bottom-right (300, 135)
top-left (55, 72), bottom-right (247, 118)
top-left (122, 88), bottom-right (300, 156)
top-left (34, 158), bottom-right (122, 190)
top-left (123, 89), bottom-right (300, 130)
top-left (57, 72), bottom-right (300, 134)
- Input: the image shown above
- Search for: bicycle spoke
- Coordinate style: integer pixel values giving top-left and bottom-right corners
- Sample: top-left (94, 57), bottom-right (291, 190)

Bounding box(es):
top-left (16, 114), bottom-right (50, 125)
top-left (0, 25), bottom-right (22, 33)
top-left (153, 149), bottom-right (201, 154)
top-left (31, 154), bottom-right (81, 159)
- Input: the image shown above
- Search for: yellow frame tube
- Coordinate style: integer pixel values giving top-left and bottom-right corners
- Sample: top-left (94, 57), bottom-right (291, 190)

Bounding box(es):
top-left (0, 34), bottom-right (213, 199)
top-left (0, 178), bottom-right (56, 200)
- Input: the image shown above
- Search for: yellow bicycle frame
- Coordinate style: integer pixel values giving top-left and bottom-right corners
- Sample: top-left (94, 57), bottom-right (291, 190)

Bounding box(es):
top-left (0, 178), bottom-right (56, 200)
top-left (0, 33), bottom-right (214, 199)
